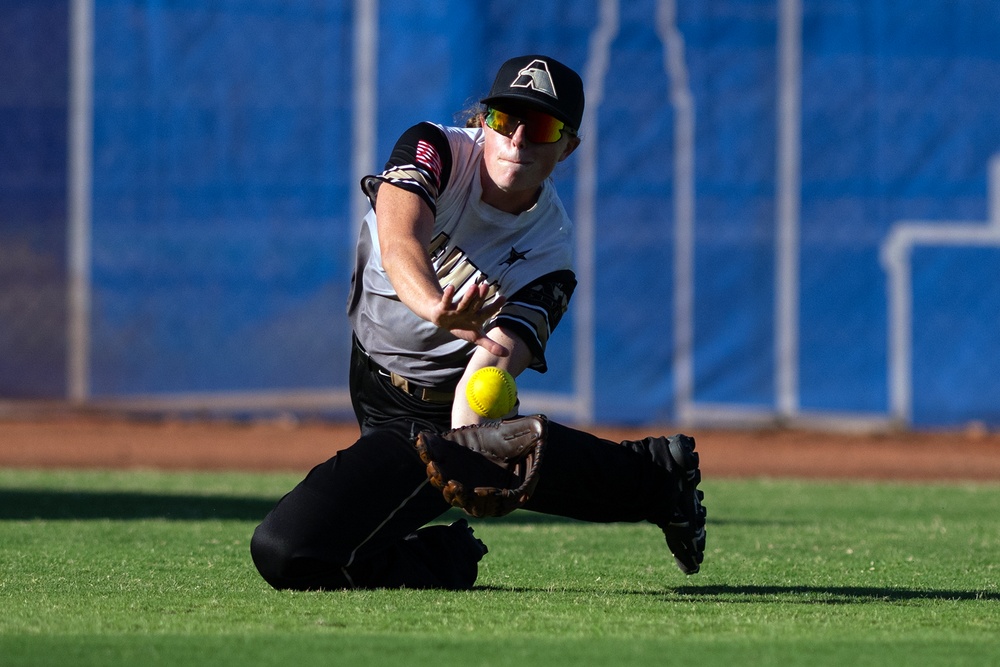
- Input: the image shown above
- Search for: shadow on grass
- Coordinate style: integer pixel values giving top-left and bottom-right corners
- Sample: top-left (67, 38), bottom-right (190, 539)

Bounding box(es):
top-left (671, 584), bottom-right (1000, 603)
top-left (0, 489), bottom-right (278, 521)
top-left (1, 489), bottom-right (796, 529)
top-left (476, 583), bottom-right (1000, 603)
top-left (0, 491), bottom-right (584, 524)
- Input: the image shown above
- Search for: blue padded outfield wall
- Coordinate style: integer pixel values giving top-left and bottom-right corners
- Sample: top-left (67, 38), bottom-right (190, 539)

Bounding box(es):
top-left (2, 0), bottom-right (1000, 429)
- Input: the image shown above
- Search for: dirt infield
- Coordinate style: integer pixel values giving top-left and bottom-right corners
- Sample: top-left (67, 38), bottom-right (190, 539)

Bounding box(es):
top-left (2, 414), bottom-right (1000, 481)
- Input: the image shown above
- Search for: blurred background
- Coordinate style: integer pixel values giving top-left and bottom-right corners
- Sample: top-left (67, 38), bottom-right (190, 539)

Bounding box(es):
top-left (2, 0), bottom-right (999, 430)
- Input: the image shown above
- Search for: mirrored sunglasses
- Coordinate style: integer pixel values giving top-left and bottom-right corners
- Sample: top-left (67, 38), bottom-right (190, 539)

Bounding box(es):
top-left (484, 106), bottom-right (572, 144)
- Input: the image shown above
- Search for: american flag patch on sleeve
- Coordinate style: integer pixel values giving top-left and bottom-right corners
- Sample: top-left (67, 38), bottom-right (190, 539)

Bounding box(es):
top-left (415, 140), bottom-right (444, 189)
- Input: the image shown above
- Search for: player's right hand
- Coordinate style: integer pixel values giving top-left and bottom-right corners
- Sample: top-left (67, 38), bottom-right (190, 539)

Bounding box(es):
top-left (434, 283), bottom-right (509, 357)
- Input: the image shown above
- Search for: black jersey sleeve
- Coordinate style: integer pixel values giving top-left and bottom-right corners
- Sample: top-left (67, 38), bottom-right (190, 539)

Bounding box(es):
top-left (486, 270), bottom-right (577, 373)
top-left (360, 122), bottom-right (454, 215)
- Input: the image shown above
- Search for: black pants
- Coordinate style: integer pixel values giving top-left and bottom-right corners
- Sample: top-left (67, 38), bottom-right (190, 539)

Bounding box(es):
top-left (250, 339), bottom-right (680, 590)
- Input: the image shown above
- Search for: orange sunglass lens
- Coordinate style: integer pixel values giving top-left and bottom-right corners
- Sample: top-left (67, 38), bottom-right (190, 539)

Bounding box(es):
top-left (485, 108), bottom-right (565, 143)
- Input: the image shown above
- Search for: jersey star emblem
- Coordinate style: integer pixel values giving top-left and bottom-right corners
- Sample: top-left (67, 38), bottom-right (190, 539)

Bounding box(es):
top-left (501, 247), bottom-right (530, 267)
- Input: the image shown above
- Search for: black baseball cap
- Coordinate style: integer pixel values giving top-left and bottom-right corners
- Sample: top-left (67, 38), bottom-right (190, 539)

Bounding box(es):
top-left (480, 55), bottom-right (585, 131)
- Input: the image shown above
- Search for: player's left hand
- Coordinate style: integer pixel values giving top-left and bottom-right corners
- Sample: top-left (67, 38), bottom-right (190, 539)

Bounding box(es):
top-left (414, 415), bottom-right (547, 517)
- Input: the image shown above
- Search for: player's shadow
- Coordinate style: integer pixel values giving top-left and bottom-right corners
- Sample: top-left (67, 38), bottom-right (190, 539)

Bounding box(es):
top-left (670, 584), bottom-right (1000, 603)
top-left (0, 491), bottom-right (799, 527)
top-left (0, 492), bottom-right (601, 523)
top-left (475, 584), bottom-right (1000, 603)
top-left (0, 488), bottom-right (276, 521)
top-left (0, 491), bottom-right (630, 523)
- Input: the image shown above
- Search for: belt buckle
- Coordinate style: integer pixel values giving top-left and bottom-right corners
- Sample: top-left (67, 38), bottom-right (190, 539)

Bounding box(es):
top-left (389, 372), bottom-right (452, 404)
top-left (389, 372), bottom-right (412, 394)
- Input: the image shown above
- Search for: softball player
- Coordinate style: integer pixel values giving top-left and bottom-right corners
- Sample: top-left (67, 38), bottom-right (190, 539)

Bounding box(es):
top-left (251, 55), bottom-right (706, 590)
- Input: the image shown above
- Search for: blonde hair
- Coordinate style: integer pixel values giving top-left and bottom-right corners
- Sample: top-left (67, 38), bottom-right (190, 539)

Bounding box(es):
top-left (455, 101), bottom-right (486, 128)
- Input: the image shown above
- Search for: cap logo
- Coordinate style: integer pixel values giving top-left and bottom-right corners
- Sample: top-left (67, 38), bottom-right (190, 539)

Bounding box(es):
top-left (510, 59), bottom-right (558, 99)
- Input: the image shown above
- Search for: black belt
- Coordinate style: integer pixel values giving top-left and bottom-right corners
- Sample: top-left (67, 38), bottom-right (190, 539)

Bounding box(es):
top-left (355, 337), bottom-right (455, 405)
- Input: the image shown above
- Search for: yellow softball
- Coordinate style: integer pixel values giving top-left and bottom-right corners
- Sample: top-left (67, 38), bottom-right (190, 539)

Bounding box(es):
top-left (465, 366), bottom-right (518, 419)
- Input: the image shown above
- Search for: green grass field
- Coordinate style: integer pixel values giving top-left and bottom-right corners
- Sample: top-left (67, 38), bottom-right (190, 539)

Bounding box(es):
top-left (1, 468), bottom-right (998, 666)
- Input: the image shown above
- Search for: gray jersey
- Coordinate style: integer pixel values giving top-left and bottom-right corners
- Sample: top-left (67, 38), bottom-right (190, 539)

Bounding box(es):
top-left (348, 122), bottom-right (577, 388)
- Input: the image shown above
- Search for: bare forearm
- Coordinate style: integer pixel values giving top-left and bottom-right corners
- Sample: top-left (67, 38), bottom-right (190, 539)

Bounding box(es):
top-left (382, 243), bottom-right (444, 321)
top-left (452, 329), bottom-right (532, 428)
top-left (376, 185), bottom-right (443, 321)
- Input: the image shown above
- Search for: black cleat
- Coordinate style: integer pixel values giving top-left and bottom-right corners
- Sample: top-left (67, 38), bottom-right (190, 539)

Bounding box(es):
top-left (662, 434), bottom-right (706, 575)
